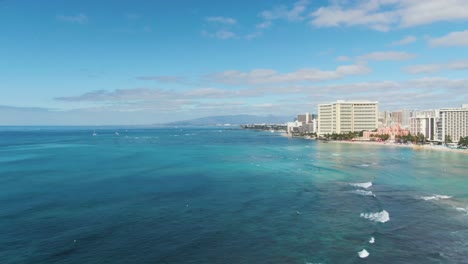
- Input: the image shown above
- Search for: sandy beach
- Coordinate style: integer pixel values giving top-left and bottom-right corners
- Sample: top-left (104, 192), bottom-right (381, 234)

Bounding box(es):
top-left (325, 140), bottom-right (468, 154)
top-left (282, 133), bottom-right (468, 154)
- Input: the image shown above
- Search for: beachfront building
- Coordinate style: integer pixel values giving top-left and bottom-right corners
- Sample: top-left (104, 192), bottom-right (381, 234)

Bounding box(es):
top-left (363, 124), bottom-right (410, 141)
top-left (438, 105), bottom-right (468, 143)
top-left (410, 110), bottom-right (439, 141)
top-left (318, 100), bottom-right (378, 135)
top-left (392, 109), bottom-right (411, 128)
top-left (287, 113), bottom-right (317, 135)
top-left (378, 111), bottom-right (392, 128)
top-left (378, 109), bottom-right (411, 128)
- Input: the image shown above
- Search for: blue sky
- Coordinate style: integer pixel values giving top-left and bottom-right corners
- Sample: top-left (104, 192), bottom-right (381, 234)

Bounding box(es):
top-left (1, 0), bottom-right (467, 125)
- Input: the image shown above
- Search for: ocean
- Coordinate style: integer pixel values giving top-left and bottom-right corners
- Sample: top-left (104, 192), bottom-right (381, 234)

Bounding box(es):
top-left (0, 127), bottom-right (467, 264)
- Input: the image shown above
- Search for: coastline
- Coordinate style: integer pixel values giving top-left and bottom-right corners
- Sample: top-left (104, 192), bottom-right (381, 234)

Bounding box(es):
top-left (282, 133), bottom-right (468, 154)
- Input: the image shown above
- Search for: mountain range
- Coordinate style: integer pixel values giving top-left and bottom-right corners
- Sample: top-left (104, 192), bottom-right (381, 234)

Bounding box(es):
top-left (164, 115), bottom-right (294, 126)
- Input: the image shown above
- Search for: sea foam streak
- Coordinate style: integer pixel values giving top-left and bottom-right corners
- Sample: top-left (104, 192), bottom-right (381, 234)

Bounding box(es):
top-left (360, 210), bottom-right (390, 223)
top-left (352, 189), bottom-right (375, 197)
top-left (420, 195), bottom-right (452, 201)
top-left (350, 182), bottom-right (372, 189)
top-left (358, 249), bottom-right (369, 258)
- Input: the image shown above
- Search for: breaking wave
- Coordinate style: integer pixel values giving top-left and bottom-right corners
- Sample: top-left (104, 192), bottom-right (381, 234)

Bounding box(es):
top-left (350, 182), bottom-right (372, 189)
top-left (360, 210), bottom-right (390, 223)
top-left (351, 189), bottom-right (375, 197)
top-left (420, 195), bottom-right (452, 201)
top-left (358, 249), bottom-right (369, 258)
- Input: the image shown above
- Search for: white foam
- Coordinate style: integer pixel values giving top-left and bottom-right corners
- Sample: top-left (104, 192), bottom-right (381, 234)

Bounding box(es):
top-left (360, 210), bottom-right (390, 223)
top-left (369, 237), bottom-right (375, 244)
top-left (420, 195), bottom-right (452, 201)
top-left (358, 164), bottom-right (370, 167)
top-left (350, 182), bottom-right (372, 189)
top-left (358, 249), bottom-right (369, 258)
top-left (352, 189), bottom-right (375, 197)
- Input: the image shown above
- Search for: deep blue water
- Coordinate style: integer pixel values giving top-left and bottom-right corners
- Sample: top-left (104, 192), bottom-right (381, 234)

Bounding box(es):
top-left (0, 127), bottom-right (467, 264)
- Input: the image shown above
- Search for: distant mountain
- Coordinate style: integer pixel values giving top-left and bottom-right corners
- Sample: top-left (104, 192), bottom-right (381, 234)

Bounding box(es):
top-left (165, 115), bottom-right (293, 126)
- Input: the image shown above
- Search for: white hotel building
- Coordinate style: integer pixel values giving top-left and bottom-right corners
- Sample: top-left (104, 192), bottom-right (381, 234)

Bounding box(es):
top-left (410, 110), bottom-right (439, 141)
top-left (318, 100), bottom-right (378, 135)
top-left (407, 105), bottom-right (467, 142)
top-left (438, 105), bottom-right (468, 142)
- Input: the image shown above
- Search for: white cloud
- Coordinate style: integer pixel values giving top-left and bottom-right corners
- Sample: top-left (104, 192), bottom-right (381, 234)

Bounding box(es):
top-left (256, 21), bottom-right (272, 29)
top-left (398, 0), bottom-right (468, 28)
top-left (337, 56), bottom-right (350, 61)
top-left (55, 88), bottom-right (176, 102)
top-left (52, 77), bottom-right (468, 116)
top-left (205, 16), bottom-right (237, 25)
top-left (136, 75), bottom-right (187, 83)
top-left (336, 64), bottom-right (371, 75)
top-left (358, 51), bottom-right (415, 61)
top-left (429, 30), bottom-right (468, 47)
top-left (310, 4), bottom-right (396, 32)
top-left (404, 60), bottom-right (468, 74)
top-left (205, 63), bottom-right (371, 85)
top-left (245, 32), bottom-right (263, 40)
top-left (252, 0), bottom-right (309, 38)
top-left (260, 0), bottom-right (310, 22)
top-left (202, 30), bottom-right (237, 40)
top-left (309, 0), bottom-right (468, 31)
top-left (391, 35), bottom-right (416, 45)
top-left (56, 13), bottom-right (88, 24)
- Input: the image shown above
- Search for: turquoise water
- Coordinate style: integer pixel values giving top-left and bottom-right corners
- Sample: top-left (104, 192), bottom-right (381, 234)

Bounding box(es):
top-left (0, 127), bottom-right (467, 263)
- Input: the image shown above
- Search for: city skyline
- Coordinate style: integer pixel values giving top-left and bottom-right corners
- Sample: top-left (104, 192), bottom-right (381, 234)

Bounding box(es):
top-left (1, 0), bottom-right (468, 125)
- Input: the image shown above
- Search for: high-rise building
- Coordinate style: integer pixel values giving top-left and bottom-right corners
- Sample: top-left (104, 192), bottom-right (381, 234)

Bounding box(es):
top-left (410, 110), bottom-right (439, 141)
top-left (379, 109), bottom-right (411, 128)
top-left (438, 105), bottom-right (468, 142)
top-left (401, 109), bottom-right (411, 128)
top-left (318, 100), bottom-right (378, 135)
top-left (378, 111), bottom-right (392, 128)
top-left (296, 113), bottom-right (313, 123)
top-left (287, 113), bottom-right (317, 134)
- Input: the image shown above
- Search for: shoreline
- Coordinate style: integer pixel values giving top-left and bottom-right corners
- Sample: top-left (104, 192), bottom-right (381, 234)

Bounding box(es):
top-left (282, 133), bottom-right (468, 154)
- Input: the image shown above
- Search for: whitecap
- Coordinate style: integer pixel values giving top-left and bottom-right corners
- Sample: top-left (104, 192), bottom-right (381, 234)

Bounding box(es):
top-left (358, 249), bottom-right (369, 258)
top-left (360, 210), bottom-right (390, 223)
top-left (350, 182), bottom-right (372, 189)
top-left (351, 189), bottom-right (375, 197)
top-left (358, 164), bottom-right (370, 167)
top-left (420, 195), bottom-right (452, 201)
top-left (369, 237), bottom-right (375, 244)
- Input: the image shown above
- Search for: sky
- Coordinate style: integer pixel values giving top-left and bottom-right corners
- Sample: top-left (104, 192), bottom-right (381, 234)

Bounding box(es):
top-left (1, 0), bottom-right (467, 125)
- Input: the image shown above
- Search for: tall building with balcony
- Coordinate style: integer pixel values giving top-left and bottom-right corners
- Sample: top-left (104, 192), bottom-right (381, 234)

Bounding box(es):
top-left (409, 110), bottom-right (439, 141)
top-left (438, 105), bottom-right (468, 142)
top-left (287, 113), bottom-right (317, 134)
top-left (318, 100), bottom-right (378, 135)
top-left (379, 109), bottom-right (411, 128)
